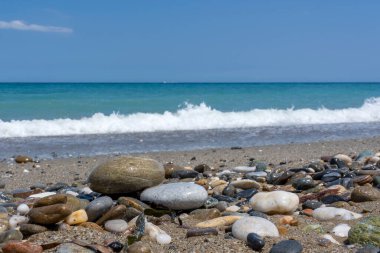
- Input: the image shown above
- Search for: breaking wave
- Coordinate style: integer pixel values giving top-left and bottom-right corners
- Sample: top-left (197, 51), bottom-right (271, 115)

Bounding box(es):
top-left (1, 97), bottom-right (380, 138)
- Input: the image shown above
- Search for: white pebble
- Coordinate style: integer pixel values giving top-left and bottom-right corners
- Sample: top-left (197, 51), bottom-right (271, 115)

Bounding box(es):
top-left (80, 187), bottom-right (93, 194)
top-left (232, 166), bottom-right (256, 173)
top-left (249, 191), bottom-right (299, 214)
top-left (156, 234), bottom-right (172, 244)
top-left (65, 190), bottom-right (79, 196)
top-left (29, 192), bottom-right (56, 198)
top-left (232, 216), bottom-right (279, 241)
top-left (16, 204), bottom-right (30, 215)
top-left (104, 219), bottom-right (128, 233)
top-left (322, 234), bottom-right (340, 245)
top-left (332, 224), bottom-right (351, 237)
top-left (9, 215), bottom-right (29, 229)
top-left (313, 207), bottom-right (362, 221)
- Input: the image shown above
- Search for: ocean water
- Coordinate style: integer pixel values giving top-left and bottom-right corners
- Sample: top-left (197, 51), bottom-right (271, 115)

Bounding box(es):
top-left (1, 83), bottom-right (380, 159)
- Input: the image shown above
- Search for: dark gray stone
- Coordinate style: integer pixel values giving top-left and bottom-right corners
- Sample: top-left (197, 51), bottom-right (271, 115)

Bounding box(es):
top-left (270, 240), bottom-right (303, 253)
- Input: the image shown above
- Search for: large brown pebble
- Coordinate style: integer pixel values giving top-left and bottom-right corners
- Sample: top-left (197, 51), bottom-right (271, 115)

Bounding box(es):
top-left (190, 208), bottom-right (221, 221)
top-left (29, 204), bottom-right (72, 225)
top-left (20, 224), bottom-right (48, 236)
top-left (2, 241), bottom-right (43, 253)
top-left (127, 241), bottom-right (151, 253)
top-left (15, 155), bottom-right (33, 163)
top-left (88, 157), bottom-right (165, 194)
top-left (79, 222), bottom-right (104, 232)
top-left (96, 205), bottom-right (127, 225)
top-left (118, 197), bottom-right (150, 212)
top-left (351, 185), bottom-right (380, 202)
top-left (33, 194), bottom-right (67, 207)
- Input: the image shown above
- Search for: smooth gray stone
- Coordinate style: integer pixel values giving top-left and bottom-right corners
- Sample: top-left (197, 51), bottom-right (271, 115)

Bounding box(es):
top-left (140, 182), bottom-right (208, 210)
top-left (85, 196), bottom-right (113, 222)
top-left (0, 229), bottom-right (23, 244)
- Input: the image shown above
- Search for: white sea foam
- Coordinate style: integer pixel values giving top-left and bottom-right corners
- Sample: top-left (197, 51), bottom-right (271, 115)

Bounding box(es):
top-left (1, 97), bottom-right (380, 138)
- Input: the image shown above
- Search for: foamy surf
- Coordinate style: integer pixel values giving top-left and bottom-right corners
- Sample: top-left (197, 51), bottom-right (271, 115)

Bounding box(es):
top-left (1, 97), bottom-right (380, 138)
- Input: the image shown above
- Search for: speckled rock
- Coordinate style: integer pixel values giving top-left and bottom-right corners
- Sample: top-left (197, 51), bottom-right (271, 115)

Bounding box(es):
top-left (348, 216), bottom-right (380, 247)
top-left (88, 156), bottom-right (165, 194)
top-left (0, 229), bottom-right (23, 244)
top-left (140, 182), bottom-right (208, 210)
top-left (127, 241), bottom-right (151, 253)
top-left (19, 224), bottom-right (48, 236)
top-left (2, 241), bottom-right (43, 253)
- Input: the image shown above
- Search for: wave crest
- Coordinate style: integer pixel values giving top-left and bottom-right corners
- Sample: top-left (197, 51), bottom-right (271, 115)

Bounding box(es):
top-left (1, 98), bottom-right (380, 138)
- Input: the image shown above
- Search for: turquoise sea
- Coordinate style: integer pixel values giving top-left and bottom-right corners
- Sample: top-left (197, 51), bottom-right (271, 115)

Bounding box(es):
top-left (1, 83), bottom-right (380, 158)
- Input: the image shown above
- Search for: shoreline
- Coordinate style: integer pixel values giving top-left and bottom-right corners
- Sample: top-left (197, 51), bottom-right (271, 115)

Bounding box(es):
top-left (1, 136), bottom-right (380, 191)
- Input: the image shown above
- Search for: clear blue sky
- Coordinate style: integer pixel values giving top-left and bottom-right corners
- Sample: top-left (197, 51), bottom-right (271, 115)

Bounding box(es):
top-left (0, 1), bottom-right (379, 82)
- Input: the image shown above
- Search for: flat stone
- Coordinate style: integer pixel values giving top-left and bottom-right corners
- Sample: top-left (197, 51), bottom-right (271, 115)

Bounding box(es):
top-left (313, 207), bottom-right (362, 221)
top-left (104, 219), bottom-right (128, 233)
top-left (231, 179), bottom-right (261, 190)
top-left (118, 197), bottom-right (150, 212)
top-left (351, 185), bottom-right (380, 202)
top-left (88, 156), bottom-right (165, 194)
top-left (0, 229), bottom-right (23, 244)
top-left (85, 196), bottom-right (113, 222)
top-left (269, 240), bottom-right (303, 253)
top-left (29, 204), bottom-right (72, 225)
top-left (140, 182), bottom-right (208, 210)
top-left (33, 194), bottom-right (67, 207)
top-left (127, 241), bottom-right (151, 253)
top-left (2, 241), bottom-right (43, 253)
top-left (190, 208), bottom-right (221, 221)
top-left (232, 166), bottom-right (256, 173)
top-left (232, 216), bottom-right (279, 240)
top-left (348, 216), bottom-right (380, 247)
top-left (20, 224), bottom-right (48, 236)
top-left (196, 216), bottom-right (241, 228)
top-left (249, 191), bottom-right (299, 214)
top-left (96, 205), bottom-right (127, 225)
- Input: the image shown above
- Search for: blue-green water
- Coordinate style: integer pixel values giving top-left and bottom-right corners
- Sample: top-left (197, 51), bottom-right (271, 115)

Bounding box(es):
top-left (1, 83), bottom-right (380, 121)
top-left (0, 83), bottom-right (380, 158)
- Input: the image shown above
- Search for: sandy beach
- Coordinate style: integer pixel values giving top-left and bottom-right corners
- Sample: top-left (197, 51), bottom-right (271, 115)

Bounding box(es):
top-left (0, 137), bottom-right (379, 252)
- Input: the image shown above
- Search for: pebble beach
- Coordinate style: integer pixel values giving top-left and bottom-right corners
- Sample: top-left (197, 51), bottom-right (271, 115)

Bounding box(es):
top-left (0, 137), bottom-right (379, 253)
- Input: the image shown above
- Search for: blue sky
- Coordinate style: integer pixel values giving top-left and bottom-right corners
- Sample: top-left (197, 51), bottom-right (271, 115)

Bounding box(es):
top-left (0, 1), bottom-right (379, 82)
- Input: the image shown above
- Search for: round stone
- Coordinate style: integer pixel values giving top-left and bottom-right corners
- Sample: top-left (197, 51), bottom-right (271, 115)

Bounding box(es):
top-left (140, 182), bottom-right (208, 210)
top-left (351, 185), bottom-right (380, 202)
top-left (19, 224), bottom-right (48, 236)
top-left (302, 200), bottom-right (322, 210)
top-left (127, 241), bottom-right (151, 253)
top-left (14, 155), bottom-right (33, 163)
top-left (269, 240), bottom-right (303, 253)
top-left (16, 204), bottom-right (29, 215)
top-left (104, 219), bottom-right (128, 233)
top-left (249, 191), bottom-right (299, 214)
top-left (88, 157), bottom-right (165, 194)
top-left (85, 196), bottom-right (113, 222)
top-left (64, 209), bottom-right (88, 225)
top-left (247, 233), bottom-right (265, 251)
top-left (292, 177), bottom-right (315, 190)
top-left (232, 216), bottom-right (279, 241)
top-left (332, 223), bottom-right (351, 237)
